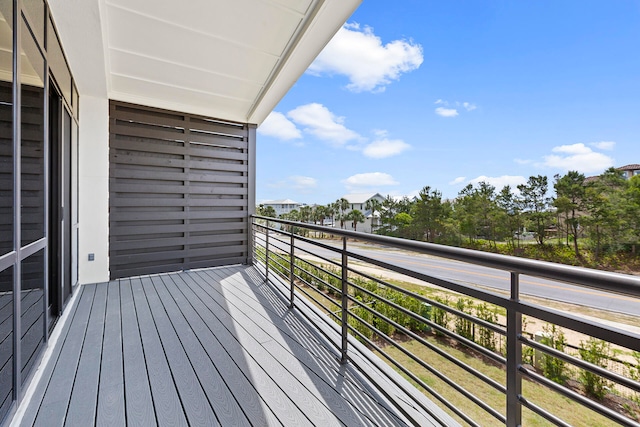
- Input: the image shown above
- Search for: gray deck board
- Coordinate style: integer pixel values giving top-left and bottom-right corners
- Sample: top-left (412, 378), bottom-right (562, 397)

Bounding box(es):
top-left (96, 281), bottom-right (126, 427)
top-left (16, 265), bottom-right (453, 427)
top-left (141, 276), bottom-right (220, 427)
top-left (65, 283), bottom-right (107, 426)
top-left (161, 274), bottom-right (283, 427)
top-left (153, 275), bottom-right (251, 427)
top-left (119, 278), bottom-right (156, 427)
top-left (171, 272), bottom-right (312, 425)
top-left (32, 284), bottom-right (96, 426)
top-left (191, 269), bottom-right (389, 427)
top-left (130, 277), bottom-right (188, 427)
top-left (200, 268), bottom-right (409, 427)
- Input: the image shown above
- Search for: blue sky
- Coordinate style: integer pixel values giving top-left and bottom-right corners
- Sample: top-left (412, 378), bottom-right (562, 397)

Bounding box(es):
top-left (256, 1), bottom-right (640, 205)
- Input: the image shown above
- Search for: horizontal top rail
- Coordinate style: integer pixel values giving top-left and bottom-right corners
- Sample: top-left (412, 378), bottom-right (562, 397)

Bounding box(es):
top-left (253, 215), bottom-right (640, 299)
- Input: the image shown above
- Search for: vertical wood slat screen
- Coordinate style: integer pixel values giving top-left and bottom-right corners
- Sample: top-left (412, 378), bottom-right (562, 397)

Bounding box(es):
top-left (109, 101), bottom-right (250, 279)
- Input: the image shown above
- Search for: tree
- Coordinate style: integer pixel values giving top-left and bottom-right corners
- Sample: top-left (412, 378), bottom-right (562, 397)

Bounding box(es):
top-left (299, 205), bottom-right (312, 223)
top-left (625, 175), bottom-right (640, 254)
top-left (454, 182), bottom-right (500, 247)
top-left (257, 204), bottom-right (276, 218)
top-left (518, 175), bottom-right (553, 245)
top-left (346, 209), bottom-right (365, 231)
top-left (379, 195), bottom-right (398, 235)
top-left (496, 185), bottom-right (523, 251)
top-left (325, 203), bottom-right (336, 227)
top-left (336, 198), bottom-right (350, 229)
top-left (553, 171), bottom-right (587, 258)
top-left (414, 186), bottom-right (449, 243)
top-left (584, 168), bottom-right (627, 258)
top-left (394, 212), bottom-right (413, 238)
top-left (365, 198), bottom-right (383, 233)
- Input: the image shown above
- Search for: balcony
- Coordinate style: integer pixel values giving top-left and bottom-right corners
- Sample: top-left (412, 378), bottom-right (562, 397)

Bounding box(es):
top-left (11, 264), bottom-right (454, 426)
top-left (7, 216), bottom-right (640, 426)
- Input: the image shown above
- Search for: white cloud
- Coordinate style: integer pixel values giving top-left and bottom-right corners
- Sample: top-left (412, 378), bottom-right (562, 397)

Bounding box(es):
top-left (449, 176), bottom-right (467, 185)
top-left (290, 176), bottom-right (317, 191)
top-left (590, 141), bottom-right (616, 151)
top-left (343, 172), bottom-right (398, 190)
top-left (287, 103), bottom-right (360, 145)
top-left (435, 107), bottom-right (459, 117)
top-left (463, 102), bottom-right (477, 111)
top-left (469, 175), bottom-right (527, 189)
top-left (541, 143), bottom-right (614, 173)
top-left (308, 22), bottom-right (423, 93)
top-left (434, 100), bottom-right (477, 117)
top-left (258, 111), bottom-right (302, 140)
top-left (363, 138), bottom-right (411, 158)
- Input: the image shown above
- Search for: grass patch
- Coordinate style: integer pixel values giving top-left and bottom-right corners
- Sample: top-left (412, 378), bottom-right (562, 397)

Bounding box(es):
top-left (384, 339), bottom-right (622, 426)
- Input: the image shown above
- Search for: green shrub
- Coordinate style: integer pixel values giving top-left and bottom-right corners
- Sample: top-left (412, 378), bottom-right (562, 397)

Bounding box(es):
top-left (540, 324), bottom-right (568, 384)
top-left (578, 338), bottom-right (611, 400)
top-left (475, 302), bottom-right (498, 351)
top-left (348, 303), bottom-right (374, 344)
top-left (432, 296), bottom-right (451, 336)
top-left (454, 298), bottom-right (474, 341)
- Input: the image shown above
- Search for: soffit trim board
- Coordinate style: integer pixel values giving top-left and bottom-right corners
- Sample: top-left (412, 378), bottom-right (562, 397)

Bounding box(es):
top-left (245, 0), bottom-right (324, 121)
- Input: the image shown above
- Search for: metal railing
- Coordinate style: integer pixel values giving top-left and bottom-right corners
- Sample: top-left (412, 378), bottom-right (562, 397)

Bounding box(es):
top-left (251, 215), bottom-right (640, 427)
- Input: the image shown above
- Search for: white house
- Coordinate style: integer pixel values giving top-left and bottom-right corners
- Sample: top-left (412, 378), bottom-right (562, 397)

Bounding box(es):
top-left (260, 199), bottom-right (304, 217)
top-left (340, 193), bottom-right (385, 233)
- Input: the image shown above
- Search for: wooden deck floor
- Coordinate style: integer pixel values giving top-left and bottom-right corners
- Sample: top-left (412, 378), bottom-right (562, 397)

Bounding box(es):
top-left (14, 265), bottom-right (452, 426)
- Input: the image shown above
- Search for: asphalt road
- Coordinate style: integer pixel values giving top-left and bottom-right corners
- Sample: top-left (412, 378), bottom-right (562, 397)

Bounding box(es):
top-left (265, 233), bottom-right (640, 317)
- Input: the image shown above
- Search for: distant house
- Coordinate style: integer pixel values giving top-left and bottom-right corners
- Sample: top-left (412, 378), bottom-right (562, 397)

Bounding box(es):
top-left (261, 199), bottom-right (304, 217)
top-left (618, 164), bottom-right (640, 180)
top-left (341, 193), bottom-right (385, 233)
top-left (585, 164), bottom-right (640, 183)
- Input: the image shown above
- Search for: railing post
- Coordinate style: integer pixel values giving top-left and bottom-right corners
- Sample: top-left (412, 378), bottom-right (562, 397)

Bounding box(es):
top-left (289, 232), bottom-right (295, 308)
top-left (341, 236), bottom-right (349, 364)
top-left (265, 220), bottom-right (270, 283)
top-left (506, 272), bottom-right (522, 427)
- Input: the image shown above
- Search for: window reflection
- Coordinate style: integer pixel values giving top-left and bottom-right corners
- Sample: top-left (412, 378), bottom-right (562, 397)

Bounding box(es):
top-left (20, 249), bottom-right (44, 384)
top-left (0, 266), bottom-right (13, 420)
top-left (0, 0), bottom-right (13, 255)
top-left (21, 18), bottom-right (45, 247)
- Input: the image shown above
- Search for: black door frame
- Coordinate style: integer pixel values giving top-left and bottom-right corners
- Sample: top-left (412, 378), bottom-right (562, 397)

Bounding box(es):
top-left (47, 80), bottom-right (71, 326)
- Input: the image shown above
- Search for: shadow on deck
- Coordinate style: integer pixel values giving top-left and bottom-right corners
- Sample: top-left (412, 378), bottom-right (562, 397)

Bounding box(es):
top-left (12, 265), bottom-right (455, 426)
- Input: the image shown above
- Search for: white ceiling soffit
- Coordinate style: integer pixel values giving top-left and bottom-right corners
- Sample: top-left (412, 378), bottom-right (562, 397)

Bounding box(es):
top-left (99, 0), bottom-right (361, 124)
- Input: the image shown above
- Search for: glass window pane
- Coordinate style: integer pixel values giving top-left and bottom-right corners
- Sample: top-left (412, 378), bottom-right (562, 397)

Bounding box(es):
top-left (21, 18), bottom-right (45, 247)
top-left (0, 266), bottom-right (14, 421)
top-left (0, 0), bottom-right (13, 256)
top-left (20, 249), bottom-right (44, 383)
top-left (47, 17), bottom-right (71, 104)
top-left (21, 0), bottom-right (44, 49)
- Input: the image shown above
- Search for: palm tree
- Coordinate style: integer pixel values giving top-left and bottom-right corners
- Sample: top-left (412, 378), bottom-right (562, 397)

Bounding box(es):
top-left (325, 203), bottom-right (336, 227)
top-left (346, 209), bottom-right (365, 232)
top-left (365, 198), bottom-right (382, 233)
top-left (337, 198), bottom-right (350, 229)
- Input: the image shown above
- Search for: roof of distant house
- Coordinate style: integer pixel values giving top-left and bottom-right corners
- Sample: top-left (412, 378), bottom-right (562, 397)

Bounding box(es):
top-left (618, 164), bottom-right (640, 171)
top-left (341, 193), bottom-right (384, 204)
top-left (261, 199), bottom-right (301, 205)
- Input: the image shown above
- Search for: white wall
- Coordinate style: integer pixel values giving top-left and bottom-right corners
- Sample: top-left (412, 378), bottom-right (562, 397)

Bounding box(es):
top-left (78, 95), bottom-right (110, 284)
